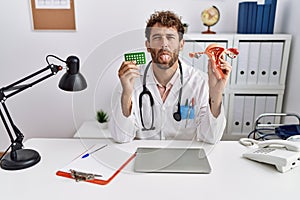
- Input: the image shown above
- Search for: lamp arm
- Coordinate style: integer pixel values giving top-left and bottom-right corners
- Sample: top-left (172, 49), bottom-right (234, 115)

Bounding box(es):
top-left (0, 55), bottom-right (86, 170)
top-left (0, 64), bottom-right (63, 154)
top-left (0, 107), bottom-right (15, 143)
top-left (1, 64), bottom-right (62, 99)
top-left (0, 103), bottom-right (19, 142)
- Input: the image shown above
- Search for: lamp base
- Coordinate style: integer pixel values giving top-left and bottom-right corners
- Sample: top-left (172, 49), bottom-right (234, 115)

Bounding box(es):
top-left (0, 149), bottom-right (41, 170)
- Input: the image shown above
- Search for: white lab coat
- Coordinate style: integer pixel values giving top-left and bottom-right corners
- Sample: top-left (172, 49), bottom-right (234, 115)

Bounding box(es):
top-left (110, 61), bottom-right (226, 144)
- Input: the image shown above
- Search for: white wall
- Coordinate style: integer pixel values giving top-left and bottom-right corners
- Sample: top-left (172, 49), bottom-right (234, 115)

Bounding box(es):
top-left (0, 0), bottom-right (299, 151)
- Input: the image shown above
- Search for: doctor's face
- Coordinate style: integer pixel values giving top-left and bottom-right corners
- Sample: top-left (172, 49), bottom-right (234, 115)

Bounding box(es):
top-left (146, 24), bottom-right (184, 70)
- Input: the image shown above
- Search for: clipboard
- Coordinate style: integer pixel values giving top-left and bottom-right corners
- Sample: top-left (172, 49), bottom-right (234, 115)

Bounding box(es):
top-left (56, 144), bottom-right (136, 185)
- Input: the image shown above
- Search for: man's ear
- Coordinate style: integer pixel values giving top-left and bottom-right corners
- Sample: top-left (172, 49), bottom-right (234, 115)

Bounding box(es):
top-left (179, 39), bottom-right (185, 51)
top-left (145, 40), bottom-right (151, 52)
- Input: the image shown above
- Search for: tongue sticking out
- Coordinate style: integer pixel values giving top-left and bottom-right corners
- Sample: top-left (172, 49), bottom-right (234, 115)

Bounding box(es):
top-left (160, 54), bottom-right (170, 62)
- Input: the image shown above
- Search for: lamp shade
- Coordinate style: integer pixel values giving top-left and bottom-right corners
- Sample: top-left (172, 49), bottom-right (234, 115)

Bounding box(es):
top-left (58, 56), bottom-right (87, 91)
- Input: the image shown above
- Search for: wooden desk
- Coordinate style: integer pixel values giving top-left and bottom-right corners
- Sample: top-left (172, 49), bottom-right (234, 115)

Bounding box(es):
top-left (1, 138), bottom-right (299, 200)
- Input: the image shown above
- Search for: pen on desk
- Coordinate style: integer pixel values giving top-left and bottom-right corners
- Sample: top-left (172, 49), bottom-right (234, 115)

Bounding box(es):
top-left (81, 144), bottom-right (108, 159)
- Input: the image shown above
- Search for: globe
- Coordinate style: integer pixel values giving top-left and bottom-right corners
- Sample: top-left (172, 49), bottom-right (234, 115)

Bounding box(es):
top-left (201, 6), bottom-right (220, 34)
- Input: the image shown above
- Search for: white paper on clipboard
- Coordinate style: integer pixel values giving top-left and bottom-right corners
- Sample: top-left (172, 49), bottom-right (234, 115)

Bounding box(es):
top-left (57, 143), bottom-right (135, 182)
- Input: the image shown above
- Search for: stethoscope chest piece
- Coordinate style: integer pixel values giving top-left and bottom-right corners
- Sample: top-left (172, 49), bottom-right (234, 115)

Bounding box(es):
top-left (173, 112), bottom-right (181, 121)
top-left (173, 102), bottom-right (181, 121)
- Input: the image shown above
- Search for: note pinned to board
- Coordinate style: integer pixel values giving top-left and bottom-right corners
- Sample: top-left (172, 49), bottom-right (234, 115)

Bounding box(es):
top-left (35, 0), bottom-right (71, 9)
top-left (31, 0), bottom-right (76, 30)
top-left (56, 144), bottom-right (136, 185)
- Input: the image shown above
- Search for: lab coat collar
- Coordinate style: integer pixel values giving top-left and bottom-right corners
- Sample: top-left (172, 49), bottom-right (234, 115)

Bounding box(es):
top-left (146, 66), bottom-right (164, 104)
top-left (146, 60), bottom-right (190, 104)
top-left (172, 60), bottom-right (191, 93)
top-left (152, 66), bottom-right (180, 89)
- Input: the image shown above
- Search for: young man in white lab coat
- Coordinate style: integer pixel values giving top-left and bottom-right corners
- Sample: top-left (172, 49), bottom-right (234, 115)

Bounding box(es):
top-left (110, 10), bottom-right (232, 144)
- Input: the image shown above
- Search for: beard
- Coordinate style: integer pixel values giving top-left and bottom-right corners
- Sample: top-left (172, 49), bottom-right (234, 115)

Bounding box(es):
top-left (149, 48), bottom-right (179, 70)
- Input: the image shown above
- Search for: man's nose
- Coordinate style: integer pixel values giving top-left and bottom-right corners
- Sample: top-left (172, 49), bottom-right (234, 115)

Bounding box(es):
top-left (161, 37), bottom-right (169, 48)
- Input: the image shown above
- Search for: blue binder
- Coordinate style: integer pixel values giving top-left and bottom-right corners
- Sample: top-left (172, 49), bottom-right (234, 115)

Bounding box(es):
top-left (246, 2), bottom-right (257, 34)
top-left (261, 4), bottom-right (271, 34)
top-left (237, 2), bottom-right (249, 33)
top-left (265, 0), bottom-right (277, 33)
top-left (255, 4), bottom-right (264, 34)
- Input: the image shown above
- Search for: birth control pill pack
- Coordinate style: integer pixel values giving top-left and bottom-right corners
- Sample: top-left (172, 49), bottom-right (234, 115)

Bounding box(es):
top-left (124, 52), bottom-right (146, 65)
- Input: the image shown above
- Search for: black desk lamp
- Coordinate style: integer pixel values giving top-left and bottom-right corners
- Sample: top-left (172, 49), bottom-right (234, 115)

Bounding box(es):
top-left (0, 55), bottom-right (87, 170)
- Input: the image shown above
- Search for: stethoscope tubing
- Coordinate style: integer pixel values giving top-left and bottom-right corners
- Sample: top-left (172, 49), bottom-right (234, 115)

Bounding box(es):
top-left (139, 60), bottom-right (183, 130)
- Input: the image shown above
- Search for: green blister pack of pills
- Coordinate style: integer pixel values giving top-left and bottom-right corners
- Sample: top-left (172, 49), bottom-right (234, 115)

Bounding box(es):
top-left (124, 52), bottom-right (146, 65)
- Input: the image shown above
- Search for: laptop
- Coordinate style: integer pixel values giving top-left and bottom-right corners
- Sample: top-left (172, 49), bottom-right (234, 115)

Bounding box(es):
top-left (134, 147), bottom-right (211, 174)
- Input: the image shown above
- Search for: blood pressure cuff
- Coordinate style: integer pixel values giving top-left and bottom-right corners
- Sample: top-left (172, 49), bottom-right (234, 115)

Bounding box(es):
top-left (275, 124), bottom-right (300, 139)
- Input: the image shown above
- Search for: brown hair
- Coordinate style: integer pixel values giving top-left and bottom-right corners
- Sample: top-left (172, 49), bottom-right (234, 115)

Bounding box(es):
top-left (145, 10), bottom-right (185, 41)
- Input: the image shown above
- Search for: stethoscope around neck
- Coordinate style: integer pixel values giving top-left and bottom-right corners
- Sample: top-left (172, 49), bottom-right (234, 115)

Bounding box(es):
top-left (139, 60), bottom-right (183, 131)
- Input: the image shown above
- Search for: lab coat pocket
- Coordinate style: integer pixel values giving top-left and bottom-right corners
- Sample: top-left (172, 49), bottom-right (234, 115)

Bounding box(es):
top-left (175, 106), bottom-right (198, 130)
top-left (171, 115), bottom-right (198, 140)
top-left (180, 105), bottom-right (195, 119)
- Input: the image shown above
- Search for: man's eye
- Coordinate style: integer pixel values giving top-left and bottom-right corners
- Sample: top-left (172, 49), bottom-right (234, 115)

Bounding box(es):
top-left (167, 36), bottom-right (176, 40)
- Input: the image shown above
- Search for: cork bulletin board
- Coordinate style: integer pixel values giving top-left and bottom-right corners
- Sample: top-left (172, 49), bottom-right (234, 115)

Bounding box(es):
top-left (31, 0), bottom-right (76, 30)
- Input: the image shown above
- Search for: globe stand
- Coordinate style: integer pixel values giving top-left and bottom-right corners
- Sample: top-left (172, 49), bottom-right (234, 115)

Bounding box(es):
top-left (202, 26), bottom-right (216, 34)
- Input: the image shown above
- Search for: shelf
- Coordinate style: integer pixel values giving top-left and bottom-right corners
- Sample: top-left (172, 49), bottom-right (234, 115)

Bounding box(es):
top-left (183, 34), bottom-right (291, 137)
